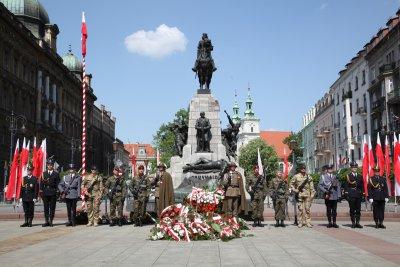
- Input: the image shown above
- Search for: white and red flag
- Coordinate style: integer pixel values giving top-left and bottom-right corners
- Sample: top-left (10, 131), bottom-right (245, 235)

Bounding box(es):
top-left (257, 148), bottom-right (263, 176)
top-left (368, 135), bottom-right (375, 177)
top-left (376, 133), bottom-right (385, 176)
top-left (16, 139), bottom-right (30, 199)
top-left (384, 135), bottom-right (392, 196)
top-left (362, 135), bottom-right (369, 196)
top-left (6, 139), bottom-right (19, 201)
top-left (81, 12), bottom-right (88, 57)
top-left (283, 148), bottom-right (289, 178)
top-left (394, 134), bottom-right (400, 196)
top-left (131, 146), bottom-right (136, 177)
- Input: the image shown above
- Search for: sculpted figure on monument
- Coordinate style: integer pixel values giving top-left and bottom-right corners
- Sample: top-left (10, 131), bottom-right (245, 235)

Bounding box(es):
top-left (192, 33), bottom-right (217, 91)
top-left (195, 112), bottom-right (212, 152)
top-left (222, 110), bottom-right (241, 159)
top-left (182, 157), bottom-right (228, 174)
top-left (170, 120), bottom-right (188, 157)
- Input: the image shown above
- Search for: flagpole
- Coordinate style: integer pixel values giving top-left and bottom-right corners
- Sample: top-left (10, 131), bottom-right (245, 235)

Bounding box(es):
top-left (81, 12), bottom-right (87, 176)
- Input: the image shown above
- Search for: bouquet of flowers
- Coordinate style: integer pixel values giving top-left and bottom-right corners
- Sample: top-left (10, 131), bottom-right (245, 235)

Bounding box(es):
top-left (150, 191), bottom-right (248, 242)
top-left (187, 187), bottom-right (224, 213)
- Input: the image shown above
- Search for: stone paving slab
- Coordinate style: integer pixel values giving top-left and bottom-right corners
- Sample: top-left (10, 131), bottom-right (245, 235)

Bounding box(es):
top-left (0, 220), bottom-right (399, 266)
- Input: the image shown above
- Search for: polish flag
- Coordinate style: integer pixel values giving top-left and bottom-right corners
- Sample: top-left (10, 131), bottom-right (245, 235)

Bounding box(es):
top-left (81, 12), bottom-right (88, 57)
top-left (35, 139), bottom-right (47, 180)
top-left (375, 133), bottom-right (385, 176)
top-left (257, 148), bottom-right (264, 176)
top-left (368, 135), bottom-right (375, 177)
top-left (283, 148), bottom-right (289, 178)
top-left (6, 139), bottom-right (19, 200)
top-left (362, 135), bottom-right (369, 196)
top-left (131, 146), bottom-right (136, 177)
top-left (16, 139), bottom-right (30, 199)
top-left (384, 135), bottom-right (392, 196)
top-left (394, 134), bottom-right (400, 196)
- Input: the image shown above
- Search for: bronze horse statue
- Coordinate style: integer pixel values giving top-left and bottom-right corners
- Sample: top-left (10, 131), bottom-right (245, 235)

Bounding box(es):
top-left (196, 49), bottom-right (214, 91)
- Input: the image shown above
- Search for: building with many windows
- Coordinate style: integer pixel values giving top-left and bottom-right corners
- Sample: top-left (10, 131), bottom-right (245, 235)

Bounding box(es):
top-left (0, 0), bottom-right (116, 190)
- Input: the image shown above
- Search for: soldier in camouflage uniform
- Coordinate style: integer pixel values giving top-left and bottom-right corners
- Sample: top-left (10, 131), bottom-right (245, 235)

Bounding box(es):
top-left (129, 165), bottom-right (151, 227)
top-left (290, 164), bottom-right (316, 228)
top-left (246, 165), bottom-right (268, 227)
top-left (105, 167), bottom-right (126, 227)
top-left (270, 171), bottom-right (289, 227)
top-left (82, 165), bottom-right (104, 227)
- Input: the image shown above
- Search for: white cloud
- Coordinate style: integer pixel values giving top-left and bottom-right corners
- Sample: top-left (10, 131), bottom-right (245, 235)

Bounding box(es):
top-left (319, 3), bottom-right (328, 10)
top-left (124, 24), bottom-right (188, 59)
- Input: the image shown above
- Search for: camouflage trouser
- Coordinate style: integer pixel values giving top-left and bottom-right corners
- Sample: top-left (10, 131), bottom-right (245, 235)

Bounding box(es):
top-left (132, 197), bottom-right (148, 222)
top-left (225, 196), bottom-right (240, 217)
top-left (87, 196), bottom-right (101, 224)
top-left (297, 197), bottom-right (312, 225)
top-left (110, 196), bottom-right (124, 220)
top-left (251, 197), bottom-right (264, 220)
top-left (274, 198), bottom-right (286, 220)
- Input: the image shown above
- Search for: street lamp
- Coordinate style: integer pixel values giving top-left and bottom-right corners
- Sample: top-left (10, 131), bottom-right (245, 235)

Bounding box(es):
top-left (3, 111), bottom-right (26, 201)
top-left (70, 138), bottom-right (81, 166)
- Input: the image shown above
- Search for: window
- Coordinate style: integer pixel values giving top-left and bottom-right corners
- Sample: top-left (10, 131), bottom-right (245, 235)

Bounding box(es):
top-left (251, 126), bottom-right (253, 133)
top-left (355, 76), bottom-right (359, 91)
top-left (362, 70), bottom-right (366, 85)
top-left (357, 123), bottom-right (360, 136)
top-left (357, 147), bottom-right (361, 160)
top-left (348, 82), bottom-right (352, 92)
top-left (364, 119), bottom-right (368, 134)
top-left (363, 94), bottom-right (367, 108)
top-left (350, 102), bottom-right (352, 117)
top-left (356, 98), bottom-right (359, 110)
top-left (351, 126), bottom-right (353, 137)
top-left (336, 93), bottom-right (339, 105)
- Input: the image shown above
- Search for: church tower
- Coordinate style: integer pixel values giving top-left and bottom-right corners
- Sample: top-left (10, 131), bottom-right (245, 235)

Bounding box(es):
top-left (237, 87), bottom-right (261, 154)
top-left (232, 91), bottom-right (241, 124)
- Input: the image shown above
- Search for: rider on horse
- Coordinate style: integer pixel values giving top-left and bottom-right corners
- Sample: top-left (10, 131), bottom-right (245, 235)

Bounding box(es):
top-left (192, 33), bottom-right (217, 73)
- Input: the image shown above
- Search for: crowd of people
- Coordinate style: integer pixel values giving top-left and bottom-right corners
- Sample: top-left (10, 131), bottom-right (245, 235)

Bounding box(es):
top-left (17, 158), bottom-right (390, 230)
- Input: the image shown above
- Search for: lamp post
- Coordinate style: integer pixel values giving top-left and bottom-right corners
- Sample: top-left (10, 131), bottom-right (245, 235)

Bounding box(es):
top-left (3, 111), bottom-right (26, 202)
top-left (70, 138), bottom-right (81, 166)
top-left (288, 138), bottom-right (298, 225)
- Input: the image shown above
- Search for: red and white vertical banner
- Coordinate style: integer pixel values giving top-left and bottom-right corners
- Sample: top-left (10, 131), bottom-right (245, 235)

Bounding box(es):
top-left (156, 148), bottom-right (160, 165)
top-left (283, 148), bottom-right (289, 179)
top-left (368, 135), bottom-right (375, 177)
top-left (384, 135), bottom-right (392, 196)
top-left (394, 134), bottom-right (400, 196)
top-left (257, 148), bottom-right (263, 176)
top-left (131, 147), bottom-right (136, 177)
top-left (81, 12), bottom-right (88, 175)
top-left (362, 135), bottom-right (369, 196)
top-left (376, 133), bottom-right (385, 176)
top-left (6, 139), bottom-right (19, 201)
top-left (16, 139), bottom-right (30, 199)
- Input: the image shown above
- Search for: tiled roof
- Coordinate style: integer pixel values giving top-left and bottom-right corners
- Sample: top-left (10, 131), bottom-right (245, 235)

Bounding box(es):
top-left (124, 143), bottom-right (156, 158)
top-left (260, 131), bottom-right (291, 159)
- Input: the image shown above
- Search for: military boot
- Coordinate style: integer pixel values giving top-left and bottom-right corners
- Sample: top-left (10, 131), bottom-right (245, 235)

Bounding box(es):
top-left (379, 221), bottom-right (386, 229)
top-left (355, 218), bottom-right (363, 228)
top-left (252, 220), bottom-right (258, 227)
top-left (280, 220), bottom-right (286, 227)
top-left (118, 218), bottom-right (123, 227)
top-left (332, 218), bottom-right (339, 228)
top-left (375, 221), bottom-right (379, 229)
top-left (258, 220), bottom-right (264, 227)
top-left (28, 218), bottom-right (33, 227)
top-left (327, 217), bottom-right (332, 228)
top-left (274, 220), bottom-right (280, 227)
top-left (109, 219), bottom-right (116, 227)
top-left (42, 219), bottom-right (50, 227)
top-left (20, 217), bottom-right (29, 227)
top-left (351, 217), bottom-right (356, 228)
top-left (49, 220), bottom-right (54, 227)
top-left (293, 216), bottom-right (298, 226)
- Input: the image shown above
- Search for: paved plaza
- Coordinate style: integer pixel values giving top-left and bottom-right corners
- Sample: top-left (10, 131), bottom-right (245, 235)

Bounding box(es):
top-left (0, 218), bottom-right (399, 267)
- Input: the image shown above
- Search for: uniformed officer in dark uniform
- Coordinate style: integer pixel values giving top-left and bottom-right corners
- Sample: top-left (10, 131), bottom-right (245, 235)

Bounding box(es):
top-left (344, 162), bottom-right (364, 228)
top-left (58, 164), bottom-right (81, 227)
top-left (368, 166), bottom-right (389, 229)
top-left (19, 165), bottom-right (38, 227)
top-left (40, 158), bottom-right (60, 227)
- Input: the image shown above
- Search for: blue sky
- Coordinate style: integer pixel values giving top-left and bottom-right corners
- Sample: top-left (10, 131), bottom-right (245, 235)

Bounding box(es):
top-left (40, 0), bottom-right (400, 144)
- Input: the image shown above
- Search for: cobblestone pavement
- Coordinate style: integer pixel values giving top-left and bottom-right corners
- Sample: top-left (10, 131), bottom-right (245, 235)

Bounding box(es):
top-left (0, 220), bottom-right (399, 266)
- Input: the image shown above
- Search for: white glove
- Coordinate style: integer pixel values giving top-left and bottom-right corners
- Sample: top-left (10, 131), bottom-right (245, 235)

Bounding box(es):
top-left (18, 198), bottom-right (22, 204)
top-left (385, 198), bottom-right (389, 203)
top-left (33, 199), bottom-right (37, 203)
top-left (369, 199), bottom-right (373, 203)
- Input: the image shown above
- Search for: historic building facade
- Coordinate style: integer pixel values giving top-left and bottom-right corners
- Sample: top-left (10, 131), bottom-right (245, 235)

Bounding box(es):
top-left (0, 1), bottom-right (115, 190)
top-left (301, 8), bottom-right (400, 172)
top-left (301, 107), bottom-right (316, 172)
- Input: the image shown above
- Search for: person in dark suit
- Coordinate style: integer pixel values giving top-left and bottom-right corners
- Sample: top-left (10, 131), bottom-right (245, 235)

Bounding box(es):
top-left (40, 158), bottom-right (60, 227)
top-left (344, 162), bottom-right (364, 228)
top-left (19, 165), bottom-right (38, 227)
top-left (368, 166), bottom-right (389, 229)
top-left (58, 164), bottom-right (81, 227)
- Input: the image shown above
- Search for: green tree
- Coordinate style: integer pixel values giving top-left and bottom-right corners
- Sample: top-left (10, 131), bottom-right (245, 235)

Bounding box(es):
top-left (238, 138), bottom-right (279, 180)
top-left (151, 108), bottom-right (189, 168)
top-left (283, 132), bottom-right (303, 162)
